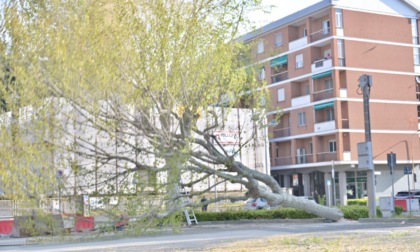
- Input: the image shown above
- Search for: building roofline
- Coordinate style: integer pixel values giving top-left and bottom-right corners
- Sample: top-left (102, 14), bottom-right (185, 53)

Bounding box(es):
top-left (239, 0), bottom-right (420, 43)
top-left (238, 0), bottom-right (332, 42)
top-left (401, 0), bottom-right (420, 12)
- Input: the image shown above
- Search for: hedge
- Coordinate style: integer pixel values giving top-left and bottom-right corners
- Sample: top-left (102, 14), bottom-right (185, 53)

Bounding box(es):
top-left (193, 208), bottom-right (317, 222)
top-left (190, 205), bottom-right (399, 222)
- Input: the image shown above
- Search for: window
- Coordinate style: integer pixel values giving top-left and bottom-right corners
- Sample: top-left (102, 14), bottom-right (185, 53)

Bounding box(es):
top-left (303, 28), bottom-right (308, 37)
top-left (412, 19), bottom-right (420, 65)
top-left (298, 112), bottom-right (306, 126)
top-left (295, 54), bottom-right (303, 69)
top-left (322, 20), bottom-right (330, 35)
top-left (325, 79), bottom-right (333, 92)
top-left (257, 41), bottom-right (264, 54)
top-left (277, 88), bottom-right (285, 102)
top-left (414, 48), bottom-right (420, 65)
top-left (258, 67), bottom-right (265, 80)
top-left (329, 140), bottom-right (337, 152)
top-left (275, 33), bottom-right (283, 47)
top-left (337, 39), bottom-right (345, 66)
top-left (335, 9), bottom-right (343, 28)
top-left (309, 142), bottom-right (313, 154)
top-left (326, 108), bottom-right (335, 121)
top-left (297, 148), bottom-right (306, 164)
top-left (412, 19), bottom-right (418, 44)
top-left (305, 85), bottom-right (310, 95)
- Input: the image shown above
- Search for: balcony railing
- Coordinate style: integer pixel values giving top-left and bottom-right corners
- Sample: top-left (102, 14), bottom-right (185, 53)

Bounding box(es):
top-left (311, 58), bottom-right (332, 73)
top-left (273, 127), bottom-right (291, 138)
top-left (271, 71), bottom-right (288, 83)
top-left (310, 28), bottom-right (330, 42)
top-left (291, 94), bottom-right (310, 107)
top-left (295, 154), bottom-right (313, 164)
top-left (272, 156), bottom-right (293, 166)
top-left (316, 152), bottom-right (337, 162)
top-left (289, 37), bottom-right (308, 51)
top-left (314, 120), bottom-right (335, 132)
top-left (313, 88), bottom-right (334, 102)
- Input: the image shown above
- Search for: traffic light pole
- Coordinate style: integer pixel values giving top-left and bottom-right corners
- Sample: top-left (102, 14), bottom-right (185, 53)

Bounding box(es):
top-left (359, 75), bottom-right (377, 218)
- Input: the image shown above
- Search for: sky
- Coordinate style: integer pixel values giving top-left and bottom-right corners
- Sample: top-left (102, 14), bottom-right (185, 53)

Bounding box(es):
top-left (249, 0), bottom-right (323, 28)
top-left (250, 0), bottom-right (420, 29)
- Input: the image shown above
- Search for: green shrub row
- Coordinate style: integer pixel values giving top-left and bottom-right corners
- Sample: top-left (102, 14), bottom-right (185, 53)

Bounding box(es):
top-left (336, 205), bottom-right (383, 219)
top-left (193, 208), bottom-right (317, 222)
top-left (347, 199), bottom-right (368, 206)
top-left (190, 204), bottom-right (406, 222)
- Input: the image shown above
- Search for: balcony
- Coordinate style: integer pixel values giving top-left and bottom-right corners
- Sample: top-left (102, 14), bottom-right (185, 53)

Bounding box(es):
top-left (289, 37), bottom-right (307, 51)
top-left (313, 89), bottom-right (333, 102)
top-left (291, 94), bottom-right (310, 107)
top-left (272, 156), bottom-right (293, 166)
top-left (309, 28), bottom-right (330, 43)
top-left (273, 127), bottom-right (291, 138)
top-left (314, 120), bottom-right (335, 132)
top-left (311, 58), bottom-right (332, 73)
top-left (295, 154), bottom-right (314, 164)
top-left (271, 71), bottom-right (288, 83)
top-left (316, 152), bottom-right (337, 162)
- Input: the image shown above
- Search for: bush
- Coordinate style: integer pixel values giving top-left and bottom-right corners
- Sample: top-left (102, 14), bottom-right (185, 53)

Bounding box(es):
top-left (394, 205), bottom-right (404, 215)
top-left (347, 199), bottom-right (368, 206)
top-left (193, 208), bottom-right (317, 222)
top-left (191, 205), bottom-right (387, 223)
top-left (337, 205), bottom-right (383, 220)
top-left (337, 205), bottom-right (369, 220)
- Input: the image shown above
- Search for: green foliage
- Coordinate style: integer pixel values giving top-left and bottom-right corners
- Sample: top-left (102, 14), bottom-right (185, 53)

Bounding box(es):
top-left (337, 205), bottom-right (367, 220)
top-left (193, 208), bottom-right (317, 222)
top-left (0, 0), bottom-right (270, 233)
top-left (317, 195), bottom-right (326, 205)
top-left (377, 206), bottom-right (383, 218)
top-left (347, 199), bottom-right (368, 206)
top-left (337, 205), bottom-right (383, 220)
top-left (394, 205), bottom-right (404, 215)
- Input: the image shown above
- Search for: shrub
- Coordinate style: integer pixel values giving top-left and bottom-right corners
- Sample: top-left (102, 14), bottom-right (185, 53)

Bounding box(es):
top-left (194, 208), bottom-right (318, 222)
top-left (191, 205), bottom-right (386, 223)
top-left (337, 205), bottom-right (369, 220)
top-left (394, 205), bottom-right (404, 215)
top-left (347, 199), bottom-right (368, 206)
top-left (337, 205), bottom-right (383, 220)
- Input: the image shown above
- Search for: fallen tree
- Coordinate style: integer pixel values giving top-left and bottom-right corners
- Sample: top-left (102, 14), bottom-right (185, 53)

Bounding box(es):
top-left (0, 0), bottom-right (343, 228)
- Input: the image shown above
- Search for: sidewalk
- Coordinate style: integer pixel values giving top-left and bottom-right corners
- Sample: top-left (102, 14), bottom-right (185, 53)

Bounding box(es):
top-left (1, 215), bottom-right (420, 247)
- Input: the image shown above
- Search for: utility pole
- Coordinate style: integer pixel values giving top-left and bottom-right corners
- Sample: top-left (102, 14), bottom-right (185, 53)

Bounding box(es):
top-left (357, 74), bottom-right (376, 218)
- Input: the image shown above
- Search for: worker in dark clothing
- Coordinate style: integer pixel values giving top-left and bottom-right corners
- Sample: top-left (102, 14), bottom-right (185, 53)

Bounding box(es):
top-left (201, 197), bottom-right (209, 211)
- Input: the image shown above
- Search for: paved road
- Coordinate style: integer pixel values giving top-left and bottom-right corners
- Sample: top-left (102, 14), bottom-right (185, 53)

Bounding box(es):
top-left (1, 220), bottom-right (420, 251)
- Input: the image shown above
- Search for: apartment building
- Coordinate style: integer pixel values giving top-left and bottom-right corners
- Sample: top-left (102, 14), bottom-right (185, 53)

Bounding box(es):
top-left (240, 0), bottom-right (420, 205)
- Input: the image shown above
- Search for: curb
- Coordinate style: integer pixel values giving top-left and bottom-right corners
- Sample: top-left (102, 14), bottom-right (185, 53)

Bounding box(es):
top-left (185, 218), bottom-right (334, 227)
top-left (358, 217), bottom-right (420, 224)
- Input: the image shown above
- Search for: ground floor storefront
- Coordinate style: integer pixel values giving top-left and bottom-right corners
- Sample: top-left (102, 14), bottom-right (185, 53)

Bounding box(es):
top-left (271, 163), bottom-right (420, 206)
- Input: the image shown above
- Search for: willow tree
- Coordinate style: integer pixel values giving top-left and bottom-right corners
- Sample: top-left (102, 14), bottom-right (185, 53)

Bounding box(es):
top-left (0, 0), bottom-right (343, 230)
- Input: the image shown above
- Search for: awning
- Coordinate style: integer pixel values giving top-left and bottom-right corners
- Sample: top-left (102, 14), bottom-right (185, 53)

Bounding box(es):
top-left (314, 101), bottom-right (334, 110)
top-left (270, 55), bottom-right (288, 67)
top-left (312, 70), bottom-right (332, 80)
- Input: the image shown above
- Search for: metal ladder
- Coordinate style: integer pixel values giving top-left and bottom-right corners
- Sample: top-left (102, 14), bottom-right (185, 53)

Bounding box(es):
top-left (179, 181), bottom-right (198, 225)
